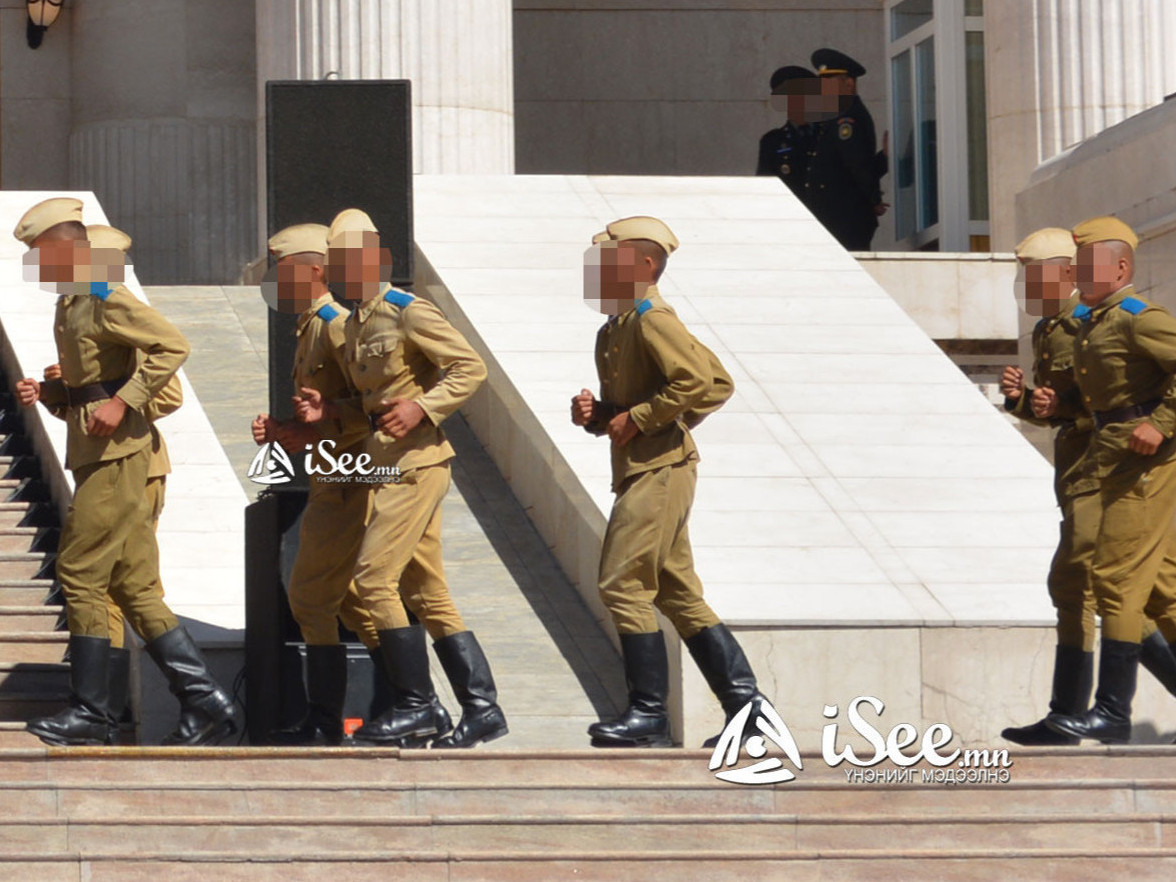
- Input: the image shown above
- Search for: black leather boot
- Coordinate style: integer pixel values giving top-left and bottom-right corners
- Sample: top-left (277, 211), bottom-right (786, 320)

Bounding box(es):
top-left (27, 634), bottom-right (113, 746)
top-left (588, 631), bottom-right (672, 748)
top-left (1046, 639), bottom-right (1139, 744)
top-left (352, 626), bottom-right (452, 746)
top-left (1140, 631), bottom-right (1176, 698)
top-left (107, 647), bottom-right (135, 745)
top-left (685, 623), bottom-right (767, 748)
top-left (269, 644), bottom-right (347, 746)
top-left (368, 646), bottom-right (395, 720)
top-left (145, 626), bottom-right (240, 746)
top-left (432, 631), bottom-right (508, 748)
top-left (1002, 645), bottom-right (1093, 746)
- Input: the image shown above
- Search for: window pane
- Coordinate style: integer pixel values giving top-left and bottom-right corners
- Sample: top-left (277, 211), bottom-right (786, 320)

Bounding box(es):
top-left (915, 36), bottom-right (938, 230)
top-left (965, 0), bottom-right (984, 16)
top-left (891, 0), bottom-right (933, 41)
top-left (965, 31), bottom-right (989, 222)
top-left (891, 50), bottom-right (916, 240)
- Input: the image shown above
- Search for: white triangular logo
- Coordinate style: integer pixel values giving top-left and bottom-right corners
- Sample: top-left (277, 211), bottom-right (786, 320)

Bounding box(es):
top-left (708, 698), bottom-right (803, 785)
top-left (246, 442), bottom-right (296, 485)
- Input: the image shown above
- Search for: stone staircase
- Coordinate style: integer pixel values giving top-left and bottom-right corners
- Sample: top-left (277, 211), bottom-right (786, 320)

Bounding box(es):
top-left (0, 391), bottom-right (66, 748)
top-left (0, 746), bottom-right (1172, 880)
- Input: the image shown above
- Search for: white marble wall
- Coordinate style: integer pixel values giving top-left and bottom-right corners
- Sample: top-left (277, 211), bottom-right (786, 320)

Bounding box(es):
top-left (857, 252), bottom-right (1018, 341)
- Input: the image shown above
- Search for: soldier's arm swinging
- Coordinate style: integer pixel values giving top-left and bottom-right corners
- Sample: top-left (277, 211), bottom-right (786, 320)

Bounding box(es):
top-left (626, 310), bottom-right (710, 435)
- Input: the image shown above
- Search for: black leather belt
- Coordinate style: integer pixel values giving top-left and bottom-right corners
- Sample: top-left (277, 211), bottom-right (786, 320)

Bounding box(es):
top-left (64, 379), bottom-right (126, 408)
top-left (1094, 399), bottom-right (1161, 429)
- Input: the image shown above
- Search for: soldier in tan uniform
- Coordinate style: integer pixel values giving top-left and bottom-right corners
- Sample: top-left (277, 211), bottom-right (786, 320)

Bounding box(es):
top-left (250, 223), bottom-right (403, 745)
top-left (41, 224), bottom-right (183, 740)
top-left (999, 228), bottom-right (1176, 745)
top-left (295, 209), bottom-right (506, 748)
top-left (13, 198), bottom-right (238, 747)
top-left (1041, 217), bottom-right (1176, 743)
top-left (571, 216), bottom-right (765, 748)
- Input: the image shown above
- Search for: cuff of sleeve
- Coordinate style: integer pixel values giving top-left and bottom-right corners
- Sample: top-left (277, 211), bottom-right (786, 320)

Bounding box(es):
top-left (627, 402), bottom-right (654, 434)
top-left (1149, 406), bottom-right (1176, 438)
top-left (116, 377), bottom-right (151, 411)
top-left (40, 378), bottom-right (66, 406)
top-left (416, 398), bottom-right (444, 427)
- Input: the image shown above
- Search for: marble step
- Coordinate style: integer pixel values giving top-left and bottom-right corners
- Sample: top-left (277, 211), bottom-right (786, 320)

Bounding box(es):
top-left (0, 605), bottom-right (63, 633)
top-left (3, 853), bottom-right (1176, 882)
top-left (0, 632), bottom-right (68, 664)
top-left (0, 553), bottom-right (54, 581)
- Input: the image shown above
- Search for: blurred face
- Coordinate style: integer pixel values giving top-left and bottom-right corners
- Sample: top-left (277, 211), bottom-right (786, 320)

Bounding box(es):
top-left (583, 241), bottom-right (656, 316)
top-left (23, 232), bottom-right (89, 292)
top-left (769, 78), bottom-right (829, 126)
top-left (77, 247), bottom-right (127, 286)
top-left (1073, 241), bottom-right (1133, 306)
top-left (261, 254), bottom-right (324, 314)
top-left (325, 230), bottom-right (392, 302)
top-left (1017, 258), bottom-right (1073, 317)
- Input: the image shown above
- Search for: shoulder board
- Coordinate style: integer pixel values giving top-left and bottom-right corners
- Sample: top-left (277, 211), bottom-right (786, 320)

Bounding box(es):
top-left (634, 298), bottom-right (652, 316)
top-left (384, 288), bottom-right (415, 309)
top-left (316, 303), bottom-right (340, 322)
top-left (89, 283), bottom-right (113, 301)
top-left (1072, 303), bottom-right (1092, 321)
top-left (1120, 296), bottom-right (1148, 315)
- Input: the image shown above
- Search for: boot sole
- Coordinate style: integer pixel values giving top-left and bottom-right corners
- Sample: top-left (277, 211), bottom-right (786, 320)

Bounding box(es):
top-left (589, 735), bottom-right (672, 748)
top-left (433, 723), bottom-right (510, 749)
top-left (27, 728), bottom-right (109, 747)
top-left (162, 718), bottom-right (238, 747)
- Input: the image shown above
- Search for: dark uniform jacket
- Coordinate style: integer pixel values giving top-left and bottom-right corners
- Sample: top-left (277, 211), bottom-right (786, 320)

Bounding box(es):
top-left (804, 96), bottom-right (886, 250)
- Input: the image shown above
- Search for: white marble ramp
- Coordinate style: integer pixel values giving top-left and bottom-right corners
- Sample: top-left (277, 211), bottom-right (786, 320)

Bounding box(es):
top-left (410, 174), bottom-right (1126, 748)
top-left (0, 191), bottom-right (247, 638)
top-left (413, 175), bottom-right (1057, 628)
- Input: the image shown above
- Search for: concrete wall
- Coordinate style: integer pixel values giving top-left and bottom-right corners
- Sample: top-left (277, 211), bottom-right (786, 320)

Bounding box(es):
top-left (1015, 98), bottom-right (1176, 313)
top-left (62, 0), bottom-right (258, 285)
top-left (512, 0), bottom-right (897, 248)
top-left (0, 0), bottom-right (71, 189)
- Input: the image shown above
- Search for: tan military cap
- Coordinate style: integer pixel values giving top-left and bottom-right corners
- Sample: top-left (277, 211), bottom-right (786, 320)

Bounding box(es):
top-left (13, 197), bottom-right (84, 246)
top-left (86, 224), bottom-right (132, 253)
top-left (268, 223), bottom-right (328, 260)
top-left (327, 208), bottom-right (378, 246)
top-left (1072, 216), bottom-right (1139, 251)
top-left (592, 216), bottom-right (679, 255)
top-left (1014, 227), bottom-right (1076, 262)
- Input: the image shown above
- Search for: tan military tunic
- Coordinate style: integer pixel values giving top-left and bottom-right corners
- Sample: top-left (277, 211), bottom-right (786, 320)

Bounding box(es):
top-left (286, 293), bottom-right (379, 648)
top-left (1005, 296), bottom-right (1099, 649)
top-left (589, 287), bottom-right (731, 636)
top-left (1073, 286), bottom-right (1176, 644)
top-left (43, 284), bottom-right (187, 641)
top-left (343, 285), bottom-right (486, 637)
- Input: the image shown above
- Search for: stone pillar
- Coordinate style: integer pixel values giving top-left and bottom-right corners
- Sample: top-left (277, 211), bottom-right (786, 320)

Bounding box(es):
top-left (987, 0), bottom-right (1176, 250)
top-left (67, 0), bottom-right (258, 284)
top-left (1034, 0), bottom-right (1176, 161)
top-left (255, 0), bottom-right (515, 176)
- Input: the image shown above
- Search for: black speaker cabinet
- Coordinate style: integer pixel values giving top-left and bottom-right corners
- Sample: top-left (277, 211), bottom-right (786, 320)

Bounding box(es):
top-left (264, 79), bottom-right (413, 419)
top-left (245, 80), bottom-right (414, 743)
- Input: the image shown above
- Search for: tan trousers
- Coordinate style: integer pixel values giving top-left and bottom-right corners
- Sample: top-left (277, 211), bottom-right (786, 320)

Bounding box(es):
top-left (1092, 458), bottom-right (1176, 643)
top-left (352, 463), bottom-right (465, 639)
top-left (1050, 490), bottom-right (1101, 650)
top-left (598, 460), bottom-right (721, 637)
top-left (57, 447), bottom-right (177, 641)
top-left (107, 475), bottom-right (166, 649)
top-left (287, 477), bottom-right (380, 648)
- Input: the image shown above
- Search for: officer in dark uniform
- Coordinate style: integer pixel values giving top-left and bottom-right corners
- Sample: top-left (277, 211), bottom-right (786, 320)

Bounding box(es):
top-left (805, 48), bottom-right (889, 250)
top-left (756, 66), bottom-right (821, 200)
